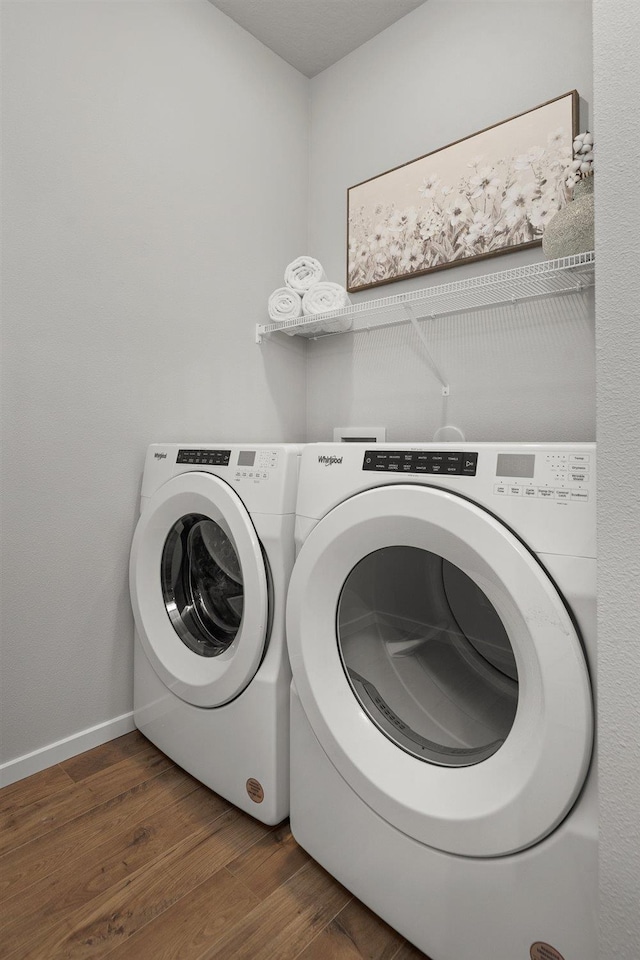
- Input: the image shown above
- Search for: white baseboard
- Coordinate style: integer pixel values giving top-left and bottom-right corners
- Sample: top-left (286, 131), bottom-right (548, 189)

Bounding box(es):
top-left (0, 711), bottom-right (136, 788)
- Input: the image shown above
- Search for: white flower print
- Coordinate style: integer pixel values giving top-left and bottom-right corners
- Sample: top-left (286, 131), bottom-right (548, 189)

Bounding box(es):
top-left (388, 207), bottom-right (419, 232)
top-left (347, 128), bottom-right (573, 288)
top-left (399, 241), bottom-right (425, 273)
top-left (514, 146), bottom-right (545, 170)
top-left (501, 182), bottom-right (536, 225)
top-left (368, 223), bottom-right (390, 251)
top-left (418, 174), bottom-right (441, 199)
top-left (469, 166), bottom-right (501, 199)
top-left (448, 199), bottom-right (470, 227)
top-left (465, 210), bottom-right (494, 245)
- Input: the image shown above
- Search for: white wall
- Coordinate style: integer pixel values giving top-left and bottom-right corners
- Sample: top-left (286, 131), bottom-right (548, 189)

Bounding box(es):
top-left (306, 1), bottom-right (594, 443)
top-left (0, 0), bottom-right (308, 774)
top-left (593, 2), bottom-right (640, 956)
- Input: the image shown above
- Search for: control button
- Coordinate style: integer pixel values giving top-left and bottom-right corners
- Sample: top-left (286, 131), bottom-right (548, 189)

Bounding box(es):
top-left (444, 464), bottom-right (462, 474)
top-left (524, 487), bottom-right (537, 497)
top-left (555, 489), bottom-right (570, 500)
top-left (461, 453), bottom-right (478, 476)
top-left (570, 454), bottom-right (590, 464)
top-left (494, 484), bottom-right (507, 495)
top-left (538, 488), bottom-right (555, 498)
top-left (508, 485), bottom-right (522, 496)
top-left (430, 454), bottom-right (445, 463)
top-left (402, 463), bottom-right (413, 471)
top-left (570, 490), bottom-right (589, 501)
top-left (363, 451), bottom-right (387, 471)
top-left (570, 471), bottom-right (589, 483)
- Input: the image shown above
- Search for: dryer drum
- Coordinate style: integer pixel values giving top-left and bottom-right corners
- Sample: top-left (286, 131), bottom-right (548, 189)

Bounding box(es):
top-left (337, 545), bottom-right (519, 767)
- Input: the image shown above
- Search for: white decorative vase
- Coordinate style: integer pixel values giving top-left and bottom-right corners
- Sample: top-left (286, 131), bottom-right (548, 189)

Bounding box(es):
top-left (542, 177), bottom-right (594, 259)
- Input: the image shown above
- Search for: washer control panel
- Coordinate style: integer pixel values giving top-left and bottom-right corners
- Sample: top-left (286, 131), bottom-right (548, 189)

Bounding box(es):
top-left (363, 450), bottom-right (478, 475)
top-left (234, 448), bottom-right (279, 482)
top-left (177, 449), bottom-right (230, 466)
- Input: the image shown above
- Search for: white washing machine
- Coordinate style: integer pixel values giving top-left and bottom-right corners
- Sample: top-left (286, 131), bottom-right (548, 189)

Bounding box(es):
top-left (129, 442), bottom-right (302, 825)
top-left (286, 442), bottom-right (596, 960)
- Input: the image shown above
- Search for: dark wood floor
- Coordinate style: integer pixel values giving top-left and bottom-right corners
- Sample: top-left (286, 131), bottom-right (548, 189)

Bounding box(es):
top-left (0, 731), bottom-right (429, 960)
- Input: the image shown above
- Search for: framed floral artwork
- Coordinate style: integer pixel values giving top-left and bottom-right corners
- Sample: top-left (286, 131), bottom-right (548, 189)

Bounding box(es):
top-left (346, 90), bottom-right (578, 292)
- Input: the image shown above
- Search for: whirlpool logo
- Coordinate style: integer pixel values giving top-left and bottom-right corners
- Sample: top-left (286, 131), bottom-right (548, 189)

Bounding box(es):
top-left (154, 452), bottom-right (167, 460)
top-left (318, 455), bottom-right (343, 466)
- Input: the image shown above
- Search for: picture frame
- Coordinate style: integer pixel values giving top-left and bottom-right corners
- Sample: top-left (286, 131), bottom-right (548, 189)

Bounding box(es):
top-left (346, 90), bottom-right (579, 293)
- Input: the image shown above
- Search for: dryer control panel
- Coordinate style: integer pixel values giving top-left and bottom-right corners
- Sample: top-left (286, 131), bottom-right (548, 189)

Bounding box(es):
top-left (363, 450), bottom-right (478, 476)
top-left (493, 450), bottom-right (592, 502)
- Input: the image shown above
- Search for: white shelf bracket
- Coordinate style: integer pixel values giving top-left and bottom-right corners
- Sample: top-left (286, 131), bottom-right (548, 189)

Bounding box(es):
top-left (404, 305), bottom-right (450, 396)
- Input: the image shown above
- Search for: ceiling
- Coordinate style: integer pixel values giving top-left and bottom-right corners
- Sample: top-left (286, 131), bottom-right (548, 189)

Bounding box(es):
top-left (206, 0), bottom-right (429, 78)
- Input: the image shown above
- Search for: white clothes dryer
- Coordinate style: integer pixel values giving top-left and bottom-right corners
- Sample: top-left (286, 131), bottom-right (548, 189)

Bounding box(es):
top-left (130, 442), bottom-right (302, 825)
top-left (286, 442), bottom-right (596, 960)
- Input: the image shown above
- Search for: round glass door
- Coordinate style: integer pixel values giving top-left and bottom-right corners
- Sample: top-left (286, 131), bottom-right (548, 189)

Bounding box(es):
top-left (286, 483), bottom-right (593, 856)
top-left (161, 514), bottom-right (244, 657)
top-left (337, 546), bottom-right (518, 767)
top-left (129, 472), bottom-right (269, 707)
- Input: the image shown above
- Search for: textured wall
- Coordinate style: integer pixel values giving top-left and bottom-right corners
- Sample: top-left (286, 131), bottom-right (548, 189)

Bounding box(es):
top-left (0, 0), bottom-right (308, 768)
top-left (306, 1), bottom-right (594, 444)
top-left (593, 2), bottom-right (640, 956)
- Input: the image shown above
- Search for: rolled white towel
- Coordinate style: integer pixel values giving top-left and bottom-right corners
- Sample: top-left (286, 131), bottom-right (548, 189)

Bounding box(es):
top-left (284, 256), bottom-right (326, 294)
top-left (267, 287), bottom-right (303, 334)
top-left (302, 281), bottom-right (352, 332)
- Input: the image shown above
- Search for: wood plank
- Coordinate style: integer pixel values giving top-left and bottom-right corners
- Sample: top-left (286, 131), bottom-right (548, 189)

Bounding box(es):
top-left (0, 764), bottom-right (199, 902)
top-left (294, 897), bottom-right (405, 960)
top-left (196, 859), bottom-right (352, 960)
top-left (15, 807), bottom-right (270, 960)
top-left (0, 779), bottom-right (95, 857)
top-left (60, 731), bottom-right (149, 782)
top-left (0, 784), bottom-right (232, 958)
top-left (82, 742), bottom-right (174, 802)
top-left (100, 867), bottom-right (259, 960)
top-left (390, 940), bottom-right (433, 960)
top-left (225, 821), bottom-right (311, 900)
top-left (0, 765), bottom-right (75, 816)
top-left (0, 743), bottom-right (172, 857)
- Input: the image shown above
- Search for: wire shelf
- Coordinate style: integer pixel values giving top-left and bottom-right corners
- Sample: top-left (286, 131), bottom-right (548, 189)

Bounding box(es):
top-left (255, 251), bottom-right (595, 343)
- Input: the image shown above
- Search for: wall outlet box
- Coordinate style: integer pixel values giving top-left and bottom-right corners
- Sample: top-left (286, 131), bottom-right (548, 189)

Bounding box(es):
top-left (333, 426), bottom-right (387, 443)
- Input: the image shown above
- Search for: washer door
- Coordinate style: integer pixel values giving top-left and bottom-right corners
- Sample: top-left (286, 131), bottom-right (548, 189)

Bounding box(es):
top-left (130, 472), bottom-right (269, 707)
top-left (286, 485), bottom-right (593, 857)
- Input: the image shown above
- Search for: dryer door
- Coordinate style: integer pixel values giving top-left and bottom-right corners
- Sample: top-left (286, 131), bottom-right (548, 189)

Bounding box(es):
top-left (286, 484), bottom-right (593, 857)
top-left (130, 472), bottom-right (269, 707)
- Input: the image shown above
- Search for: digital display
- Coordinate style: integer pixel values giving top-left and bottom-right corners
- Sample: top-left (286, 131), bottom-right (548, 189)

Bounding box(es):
top-left (237, 450), bottom-right (256, 467)
top-left (496, 453), bottom-right (535, 479)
